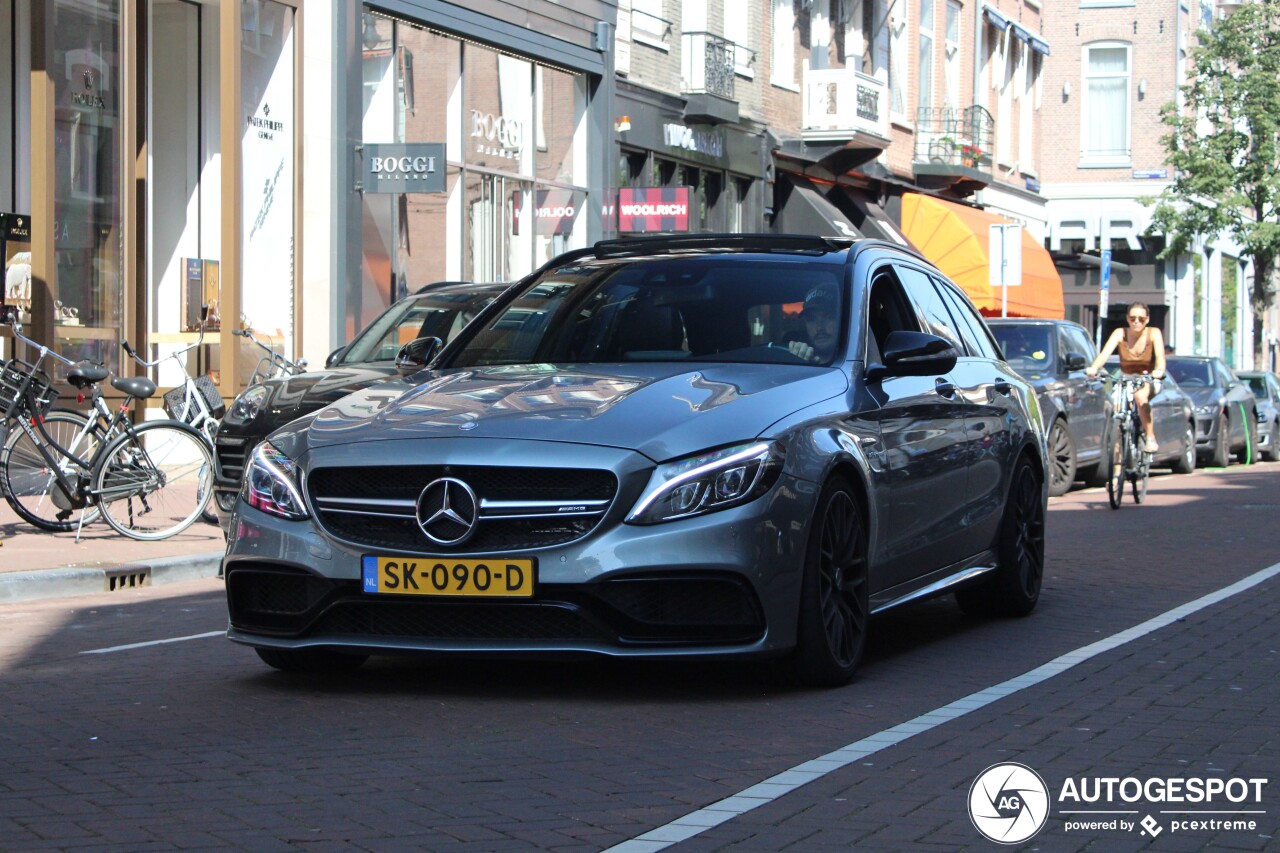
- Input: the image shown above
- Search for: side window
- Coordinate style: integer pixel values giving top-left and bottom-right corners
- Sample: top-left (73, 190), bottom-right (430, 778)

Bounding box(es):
top-left (1066, 326), bottom-right (1097, 361)
top-left (1217, 362), bottom-right (1236, 388)
top-left (935, 278), bottom-right (1000, 360)
top-left (866, 268), bottom-right (921, 359)
top-left (897, 266), bottom-right (965, 352)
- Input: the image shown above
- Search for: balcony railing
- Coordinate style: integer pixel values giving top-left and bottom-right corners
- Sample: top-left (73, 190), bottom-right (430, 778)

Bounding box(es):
top-left (801, 68), bottom-right (889, 142)
top-left (913, 105), bottom-right (995, 172)
top-left (682, 31), bottom-right (736, 99)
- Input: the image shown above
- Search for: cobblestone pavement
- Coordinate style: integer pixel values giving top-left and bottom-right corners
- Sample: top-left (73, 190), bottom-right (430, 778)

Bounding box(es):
top-left (0, 464), bottom-right (1275, 851)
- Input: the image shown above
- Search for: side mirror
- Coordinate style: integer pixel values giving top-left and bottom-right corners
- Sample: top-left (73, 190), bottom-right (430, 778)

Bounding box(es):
top-left (1063, 352), bottom-right (1087, 371)
top-left (325, 346), bottom-right (346, 368)
top-left (395, 336), bottom-right (443, 375)
top-left (867, 331), bottom-right (959, 380)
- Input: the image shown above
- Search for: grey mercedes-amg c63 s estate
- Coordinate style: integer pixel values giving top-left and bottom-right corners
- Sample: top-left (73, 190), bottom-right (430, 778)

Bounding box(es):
top-left (224, 234), bottom-right (1047, 686)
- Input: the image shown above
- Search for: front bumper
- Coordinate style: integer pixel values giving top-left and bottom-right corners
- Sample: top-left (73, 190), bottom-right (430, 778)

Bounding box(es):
top-left (223, 440), bottom-right (816, 661)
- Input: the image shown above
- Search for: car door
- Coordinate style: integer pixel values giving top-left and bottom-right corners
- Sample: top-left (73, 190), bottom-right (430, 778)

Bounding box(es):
top-left (861, 264), bottom-right (973, 591)
top-left (1062, 324), bottom-right (1107, 465)
top-left (929, 275), bottom-right (1023, 555)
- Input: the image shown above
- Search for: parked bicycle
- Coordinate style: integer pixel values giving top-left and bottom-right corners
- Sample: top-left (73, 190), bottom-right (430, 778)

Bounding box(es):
top-left (234, 327), bottom-right (307, 385)
top-left (0, 318), bottom-right (214, 539)
top-left (120, 323), bottom-right (225, 525)
top-left (1106, 373), bottom-right (1158, 509)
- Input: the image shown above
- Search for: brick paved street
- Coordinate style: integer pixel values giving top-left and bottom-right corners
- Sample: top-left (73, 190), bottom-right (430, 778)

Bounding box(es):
top-left (0, 464), bottom-right (1276, 851)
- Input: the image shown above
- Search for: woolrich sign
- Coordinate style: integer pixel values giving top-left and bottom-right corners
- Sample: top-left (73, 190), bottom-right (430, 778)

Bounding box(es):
top-left (617, 187), bottom-right (691, 233)
top-left (363, 143), bottom-right (446, 193)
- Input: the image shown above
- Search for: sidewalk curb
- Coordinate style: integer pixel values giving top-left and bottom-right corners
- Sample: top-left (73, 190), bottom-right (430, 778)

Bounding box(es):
top-left (0, 551), bottom-right (225, 604)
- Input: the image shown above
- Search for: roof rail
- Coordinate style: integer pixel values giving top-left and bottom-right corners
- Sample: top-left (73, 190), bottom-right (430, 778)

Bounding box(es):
top-left (592, 233), bottom-right (855, 259)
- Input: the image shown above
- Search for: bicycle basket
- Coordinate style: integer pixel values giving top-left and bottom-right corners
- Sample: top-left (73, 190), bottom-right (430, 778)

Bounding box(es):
top-left (196, 374), bottom-right (226, 418)
top-left (0, 358), bottom-right (59, 419)
top-left (162, 375), bottom-right (226, 422)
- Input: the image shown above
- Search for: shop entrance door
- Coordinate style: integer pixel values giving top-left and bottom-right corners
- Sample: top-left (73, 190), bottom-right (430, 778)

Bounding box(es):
top-left (466, 172), bottom-right (530, 283)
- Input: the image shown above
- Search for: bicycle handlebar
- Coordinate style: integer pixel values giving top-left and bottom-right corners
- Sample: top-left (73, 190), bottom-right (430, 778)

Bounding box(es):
top-left (122, 321), bottom-right (207, 368)
top-left (2, 316), bottom-right (77, 367)
top-left (233, 327), bottom-right (308, 375)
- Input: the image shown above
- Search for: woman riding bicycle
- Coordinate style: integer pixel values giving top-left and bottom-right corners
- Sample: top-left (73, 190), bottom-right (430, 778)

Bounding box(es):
top-left (1085, 302), bottom-right (1166, 452)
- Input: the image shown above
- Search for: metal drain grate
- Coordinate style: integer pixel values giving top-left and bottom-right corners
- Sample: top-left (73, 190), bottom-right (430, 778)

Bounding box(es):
top-left (105, 567), bottom-right (152, 591)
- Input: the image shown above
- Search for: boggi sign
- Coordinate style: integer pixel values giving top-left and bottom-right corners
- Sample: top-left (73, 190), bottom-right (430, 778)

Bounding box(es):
top-left (362, 143), bottom-right (446, 193)
top-left (470, 110), bottom-right (524, 160)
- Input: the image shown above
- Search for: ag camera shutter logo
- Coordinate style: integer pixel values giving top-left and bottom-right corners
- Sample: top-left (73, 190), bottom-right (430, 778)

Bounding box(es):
top-left (969, 763), bottom-right (1050, 844)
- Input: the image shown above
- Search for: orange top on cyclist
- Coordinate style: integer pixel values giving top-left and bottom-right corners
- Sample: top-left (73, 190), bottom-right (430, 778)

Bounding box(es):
top-left (1085, 301), bottom-right (1166, 453)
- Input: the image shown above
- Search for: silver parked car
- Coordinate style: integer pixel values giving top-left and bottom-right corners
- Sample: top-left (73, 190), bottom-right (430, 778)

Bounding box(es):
top-left (1238, 371), bottom-right (1280, 462)
top-left (223, 234), bottom-right (1048, 686)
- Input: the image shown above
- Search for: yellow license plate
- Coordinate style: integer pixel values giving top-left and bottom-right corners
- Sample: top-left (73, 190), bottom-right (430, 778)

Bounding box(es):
top-left (361, 555), bottom-right (535, 597)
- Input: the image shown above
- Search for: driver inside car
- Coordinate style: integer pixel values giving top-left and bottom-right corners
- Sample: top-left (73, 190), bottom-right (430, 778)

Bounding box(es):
top-left (787, 285), bottom-right (840, 363)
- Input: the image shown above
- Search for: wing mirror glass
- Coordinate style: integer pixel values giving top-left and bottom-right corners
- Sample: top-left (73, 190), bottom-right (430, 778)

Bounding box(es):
top-left (395, 336), bottom-right (443, 375)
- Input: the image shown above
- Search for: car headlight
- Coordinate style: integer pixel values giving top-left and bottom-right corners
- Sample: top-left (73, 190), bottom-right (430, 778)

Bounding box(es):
top-left (243, 441), bottom-right (309, 520)
top-left (626, 441), bottom-right (783, 525)
top-left (224, 384), bottom-right (271, 426)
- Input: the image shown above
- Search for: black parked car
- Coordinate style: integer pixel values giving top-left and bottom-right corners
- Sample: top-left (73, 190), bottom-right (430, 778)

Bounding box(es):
top-left (212, 281), bottom-right (508, 528)
top-left (1237, 371), bottom-right (1280, 462)
top-left (223, 234), bottom-right (1048, 686)
top-left (987, 319), bottom-right (1112, 496)
top-left (1165, 356), bottom-right (1259, 467)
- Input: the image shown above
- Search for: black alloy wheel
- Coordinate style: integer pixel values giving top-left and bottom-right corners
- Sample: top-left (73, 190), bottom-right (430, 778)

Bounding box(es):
top-left (1047, 419), bottom-right (1077, 497)
top-left (1211, 412), bottom-right (1231, 468)
top-left (1106, 423), bottom-right (1126, 509)
top-left (956, 456), bottom-right (1045, 617)
top-left (794, 476), bottom-right (869, 687)
top-left (1171, 422), bottom-right (1196, 474)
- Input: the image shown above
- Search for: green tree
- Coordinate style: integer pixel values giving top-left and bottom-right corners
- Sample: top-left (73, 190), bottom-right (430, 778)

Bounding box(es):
top-left (1149, 0), bottom-right (1280, 366)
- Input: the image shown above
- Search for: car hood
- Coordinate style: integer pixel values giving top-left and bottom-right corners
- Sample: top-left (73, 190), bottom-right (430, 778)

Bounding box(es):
top-left (229, 363), bottom-right (398, 432)
top-left (1183, 386), bottom-right (1225, 409)
top-left (301, 362), bottom-right (849, 461)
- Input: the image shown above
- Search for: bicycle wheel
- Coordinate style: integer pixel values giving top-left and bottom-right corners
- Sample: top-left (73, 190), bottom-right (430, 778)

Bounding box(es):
top-left (1, 410), bottom-right (104, 531)
top-left (1132, 435), bottom-right (1150, 504)
top-left (92, 420), bottom-right (214, 540)
top-left (1106, 419), bottom-right (1126, 509)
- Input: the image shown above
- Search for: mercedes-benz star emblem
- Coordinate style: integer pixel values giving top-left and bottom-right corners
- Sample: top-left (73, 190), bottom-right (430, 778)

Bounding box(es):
top-left (415, 477), bottom-right (479, 545)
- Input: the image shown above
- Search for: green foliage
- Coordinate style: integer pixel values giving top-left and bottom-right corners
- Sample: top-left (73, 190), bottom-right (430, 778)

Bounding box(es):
top-left (1149, 0), bottom-right (1280, 340)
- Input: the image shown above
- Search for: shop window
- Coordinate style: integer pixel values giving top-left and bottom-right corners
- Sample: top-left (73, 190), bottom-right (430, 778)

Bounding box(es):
top-left (51, 0), bottom-right (123, 372)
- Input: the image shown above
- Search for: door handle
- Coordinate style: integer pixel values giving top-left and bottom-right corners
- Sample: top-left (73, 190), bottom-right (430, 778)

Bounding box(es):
top-left (935, 378), bottom-right (957, 398)
top-left (993, 376), bottom-right (1013, 396)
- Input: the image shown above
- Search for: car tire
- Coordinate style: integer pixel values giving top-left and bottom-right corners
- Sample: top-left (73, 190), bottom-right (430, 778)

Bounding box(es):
top-left (1210, 412), bottom-right (1231, 468)
top-left (1046, 419), bottom-right (1076, 497)
top-left (956, 456), bottom-right (1045, 617)
top-left (255, 647), bottom-right (369, 673)
top-left (1266, 421), bottom-right (1280, 462)
top-left (1170, 422), bottom-right (1196, 474)
top-left (793, 475), bottom-right (869, 688)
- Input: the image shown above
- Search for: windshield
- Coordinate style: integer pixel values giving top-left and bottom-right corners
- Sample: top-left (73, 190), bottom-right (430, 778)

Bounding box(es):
top-left (1165, 359), bottom-right (1212, 387)
top-left (341, 290), bottom-right (495, 365)
top-left (1243, 376), bottom-right (1268, 398)
top-left (990, 325), bottom-right (1054, 374)
top-left (444, 257), bottom-right (847, 368)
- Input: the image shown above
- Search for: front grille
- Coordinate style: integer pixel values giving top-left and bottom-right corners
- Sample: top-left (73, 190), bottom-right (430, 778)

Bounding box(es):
top-left (308, 465), bottom-right (617, 552)
top-left (227, 565), bottom-right (765, 646)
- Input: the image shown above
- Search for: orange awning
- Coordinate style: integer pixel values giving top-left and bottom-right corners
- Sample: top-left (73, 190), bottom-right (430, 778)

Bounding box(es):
top-left (900, 193), bottom-right (1064, 319)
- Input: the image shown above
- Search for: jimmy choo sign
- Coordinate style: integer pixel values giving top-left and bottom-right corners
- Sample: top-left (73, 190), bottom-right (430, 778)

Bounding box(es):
top-left (363, 143), bottom-right (447, 193)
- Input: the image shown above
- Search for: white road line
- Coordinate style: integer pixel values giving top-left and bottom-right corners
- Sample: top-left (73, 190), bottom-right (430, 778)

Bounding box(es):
top-left (81, 631), bottom-right (224, 655)
top-left (603, 561), bottom-right (1280, 853)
